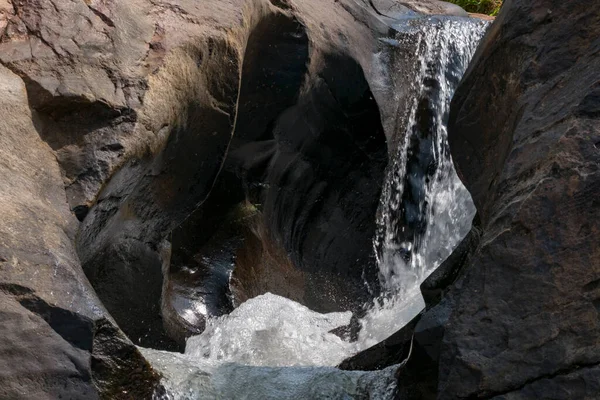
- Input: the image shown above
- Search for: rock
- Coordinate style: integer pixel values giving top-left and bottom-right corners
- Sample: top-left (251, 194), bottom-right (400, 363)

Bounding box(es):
top-left (413, 300), bottom-right (451, 365)
top-left (370, 0), bottom-right (468, 18)
top-left (257, 51), bottom-right (388, 312)
top-left (77, 18), bottom-right (243, 349)
top-left (0, 64), bottom-right (158, 399)
top-left (420, 220), bottom-right (482, 309)
top-left (437, 0), bottom-right (600, 397)
top-left (468, 12), bottom-right (496, 21)
top-left (491, 365), bottom-right (600, 400)
top-left (0, 0), bottom-right (530, 397)
top-left (0, 0), bottom-right (155, 210)
top-left (338, 314), bottom-right (419, 371)
top-left (76, 0), bottom-right (392, 346)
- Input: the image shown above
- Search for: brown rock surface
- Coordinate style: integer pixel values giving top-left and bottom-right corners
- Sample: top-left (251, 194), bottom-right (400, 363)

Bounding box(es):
top-left (372, 0), bottom-right (468, 17)
top-left (16, 0), bottom-right (600, 397)
top-left (0, 64), bottom-right (158, 399)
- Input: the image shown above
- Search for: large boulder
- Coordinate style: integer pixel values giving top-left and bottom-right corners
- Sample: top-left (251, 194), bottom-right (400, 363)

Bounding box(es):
top-left (0, 65), bottom-right (158, 399)
top-left (438, 0), bottom-right (600, 397)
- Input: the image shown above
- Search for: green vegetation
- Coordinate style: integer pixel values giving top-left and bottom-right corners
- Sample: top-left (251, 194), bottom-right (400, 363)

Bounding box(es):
top-left (448, 0), bottom-right (502, 16)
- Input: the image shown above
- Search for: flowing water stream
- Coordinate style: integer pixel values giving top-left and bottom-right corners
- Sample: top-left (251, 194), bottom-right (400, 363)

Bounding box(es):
top-left (143, 16), bottom-right (489, 399)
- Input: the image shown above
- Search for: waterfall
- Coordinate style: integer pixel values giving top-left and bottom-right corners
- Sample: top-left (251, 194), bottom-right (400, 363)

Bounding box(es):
top-left (144, 16), bottom-right (489, 400)
top-left (376, 17), bottom-right (485, 294)
top-left (359, 17), bottom-right (487, 347)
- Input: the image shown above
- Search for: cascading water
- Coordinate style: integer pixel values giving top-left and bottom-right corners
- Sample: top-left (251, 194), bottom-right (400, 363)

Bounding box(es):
top-left (358, 16), bottom-right (486, 347)
top-left (144, 16), bottom-right (489, 400)
top-left (376, 19), bottom-right (482, 292)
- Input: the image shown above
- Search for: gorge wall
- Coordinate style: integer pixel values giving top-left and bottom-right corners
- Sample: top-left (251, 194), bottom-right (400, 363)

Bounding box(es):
top-left (406, 0), bottom-right (600, 398)
top-left (0, 0), bottom-right (400, 396)
top-left (0, 0), bottom-right (599, 399)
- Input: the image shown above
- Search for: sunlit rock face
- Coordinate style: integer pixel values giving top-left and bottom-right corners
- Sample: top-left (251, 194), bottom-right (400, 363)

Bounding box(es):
top-left (0, 41), bottom-right (158, 400)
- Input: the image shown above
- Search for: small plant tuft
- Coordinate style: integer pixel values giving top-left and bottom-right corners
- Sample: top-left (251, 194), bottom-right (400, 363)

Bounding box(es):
top-left (447, 0), bottom-right (502, 16)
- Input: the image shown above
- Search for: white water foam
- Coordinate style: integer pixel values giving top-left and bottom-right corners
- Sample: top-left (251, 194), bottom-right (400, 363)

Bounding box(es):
top-left (361, 17), bottom-right (486, 347)
top-left (374, 17), bottom-right (485, 295)
top-left (185, 293), bottom-right (354, 367)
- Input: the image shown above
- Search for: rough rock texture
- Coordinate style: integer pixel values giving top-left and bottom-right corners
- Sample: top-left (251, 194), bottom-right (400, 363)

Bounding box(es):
top-left (490, 365), bottom-right (600, 400)
top-left (0, 0), bottom-right (154, 213)
top-left (438, 0), bottom-right (600, 397)
top-left (256, 51), bottom-right (388, 312)
top-left (0, 64), bottom-right (158, 399)
top-left (3, 0), bottom-right (553, 397)
top-left (420, 220), bottom-right (482, 309)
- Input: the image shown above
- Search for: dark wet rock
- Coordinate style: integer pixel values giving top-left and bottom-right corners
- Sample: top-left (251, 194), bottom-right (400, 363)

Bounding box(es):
top-left (412, 300), bottom-right (451, 366)
top-left (338, 314), bottom-right (419, 371)
top-left (91, 319), bottom-right (160, 399)
top-left (257, 52), bottom-right (389, 313)
top-left (172, 48), bottom-right (390, 324)
top-left (420, 220), bottom-right (482, 309)
top-left (434, 0), bottom-right (600, 397)
top-left (392, 299), bottom-right (453, 400)
top-left (162, 201), bottom-right (250, 347)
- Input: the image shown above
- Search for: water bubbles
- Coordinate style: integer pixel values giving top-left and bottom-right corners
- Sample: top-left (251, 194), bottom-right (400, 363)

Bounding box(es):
top-left (185, 293), bottom-right (354, 367)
